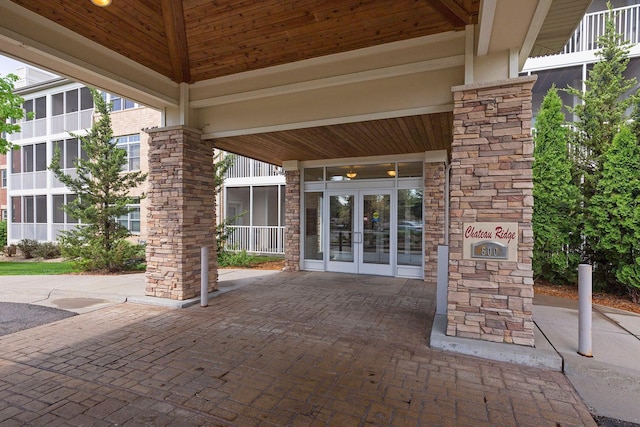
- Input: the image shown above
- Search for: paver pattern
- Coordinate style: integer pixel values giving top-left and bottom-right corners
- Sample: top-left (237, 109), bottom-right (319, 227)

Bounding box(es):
top-left (0, 272), bottom-right (596, 426)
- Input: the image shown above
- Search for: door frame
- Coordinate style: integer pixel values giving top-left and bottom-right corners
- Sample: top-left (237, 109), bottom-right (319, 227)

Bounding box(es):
top-left (325, 189), bottom-right (395, 276)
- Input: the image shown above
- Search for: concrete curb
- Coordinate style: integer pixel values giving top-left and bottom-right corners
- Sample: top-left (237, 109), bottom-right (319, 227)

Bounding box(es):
top-left (429, 314), bottom-right (563, 371)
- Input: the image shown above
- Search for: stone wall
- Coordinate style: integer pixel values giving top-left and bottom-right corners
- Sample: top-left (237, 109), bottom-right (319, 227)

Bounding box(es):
top-left (448, 76), bottom-right (536, 346)
top-left (424, 162), bottom-right (446, 283)
top-left (284, 170), bottom-right (300, 271)
top-left (145, 126), bottom-right (218, 300)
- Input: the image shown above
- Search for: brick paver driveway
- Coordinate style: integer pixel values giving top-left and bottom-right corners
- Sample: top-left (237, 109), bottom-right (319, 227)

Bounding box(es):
top-left (0, 272), bottom-right (595, 426)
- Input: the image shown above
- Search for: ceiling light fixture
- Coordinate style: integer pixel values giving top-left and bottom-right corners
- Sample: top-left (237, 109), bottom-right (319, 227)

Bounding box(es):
top-left (387, 169), bottom-right (396, 177)
top-left (346, 166), bottom-right (357, 179)
top-left (91, 0), bottom-right (112, 7)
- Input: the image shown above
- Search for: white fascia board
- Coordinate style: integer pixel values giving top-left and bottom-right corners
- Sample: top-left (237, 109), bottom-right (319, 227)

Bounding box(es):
top-left (477, 0), bottom-right (497, 56)
top-left (519, 0), bottom-right (554, 69)
top-left (0, 2), bottom-right (179, 109)
top-left (191, 55), bottom-right (464, 109)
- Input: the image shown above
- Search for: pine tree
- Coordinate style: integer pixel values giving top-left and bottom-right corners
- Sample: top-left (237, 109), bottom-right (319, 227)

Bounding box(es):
top-left (587, 125), bottom-right (640, 302)
top-left (565, 2), bottom-right (639, 283)
top-left (50, 88), bottom-right (147, 272)
top-left (532, 86), bottom-right (581, 283)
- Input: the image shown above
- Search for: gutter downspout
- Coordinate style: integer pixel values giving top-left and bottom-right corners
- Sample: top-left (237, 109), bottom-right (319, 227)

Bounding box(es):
top-left (436, 161), bottom-right (452, 315)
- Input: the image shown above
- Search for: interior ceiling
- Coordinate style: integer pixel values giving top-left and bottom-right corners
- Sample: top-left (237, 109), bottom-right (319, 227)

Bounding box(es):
top-left (214, 113), bottom-right (453, 165)
top-left (9, 0), bottom-right (480, 84)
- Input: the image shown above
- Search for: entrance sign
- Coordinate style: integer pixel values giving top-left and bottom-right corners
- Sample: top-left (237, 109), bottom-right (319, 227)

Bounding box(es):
top-left (463, 222), bottom-right (519, 262)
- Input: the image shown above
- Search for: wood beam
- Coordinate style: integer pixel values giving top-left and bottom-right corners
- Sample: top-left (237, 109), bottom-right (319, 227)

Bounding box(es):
top-left (428, 0), bottom-right (473, 29)
top-left (161, 0), bottom-right (190, 83)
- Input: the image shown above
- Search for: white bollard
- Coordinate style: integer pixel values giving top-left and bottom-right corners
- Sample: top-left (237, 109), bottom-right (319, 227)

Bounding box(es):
top-left (201, 247), bottom-right (209, 308)
top-left (578, 264), bottom-right (592, 357)
top-left (436, 245), bottom-right (449, 315)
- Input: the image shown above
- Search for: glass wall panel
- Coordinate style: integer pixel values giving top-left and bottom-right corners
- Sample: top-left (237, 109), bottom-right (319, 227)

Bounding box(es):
top-left (11, 148), bottom-right (21, 173)
top-left (252, 186), bottom-right (278, 226)
top-left (362, 194), bottom-right (390, 265)
top-left (398, 162), bottom-right (423, 178)
top-left (53, 195), bottom-right (65, 223)
top-left (35, 196), bottom-right (47, 223)
top-left (67, 194), bottom-right (78, 223)
top-left (23, 145), bottom-right (34, 172)
top-left (226, 187), bottom-right (250, 225)
top-left (12, 197), bottom-right (21, 223)
top-left (397, 189), bottom-right (423, 266)
top-left (304, 167), bottom-right (324, 181)
top-left (304, 192), bottom-right (323, 260)
top-left (329, 195), bottom-right (353, 262)
top-left (35, 143), bottom-right (47, 171)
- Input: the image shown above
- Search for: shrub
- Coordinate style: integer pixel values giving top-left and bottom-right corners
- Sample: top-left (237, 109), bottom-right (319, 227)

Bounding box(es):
top-left (218, 250), bottom-right (253, 268)
top-left (17, 239), bottom-right (40, 259)
top-left (60, 236), bottom-right (145, 272)
top-left (33, 242), bottom-right (61, 259)
top-left (0, 220), bottom-right (6, 248)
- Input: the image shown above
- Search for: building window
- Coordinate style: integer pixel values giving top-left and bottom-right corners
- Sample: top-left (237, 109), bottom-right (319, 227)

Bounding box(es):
top-left (1, 169), bottom-right (6, 187)
top-left (103, 93), bottom-right (137, 111)
top-left (53, 138), bottom-right (83, 169)
top-left (12, 195), bottom-right (47, 224)
top-left (116, 135), bottom-right (141, 171)
top-left (1, 209), bottom-right (7, 221)
top-left (12, 143), bottom-right (47, 174)
top-left (53, 194), bottom-right (78, 224)
top-left (23, 96), bottom-right (46, 121)
top-left (117, 201), bottom-right (140, 233)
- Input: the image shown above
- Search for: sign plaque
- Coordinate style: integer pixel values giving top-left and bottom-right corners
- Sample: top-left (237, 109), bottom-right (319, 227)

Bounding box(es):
top-left (463, 222), bottom-right (519, 262)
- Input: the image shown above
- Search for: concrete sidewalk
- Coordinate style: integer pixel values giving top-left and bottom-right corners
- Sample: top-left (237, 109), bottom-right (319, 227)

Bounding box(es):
top-left (534, 294), bottom-right (640, 425)
top-left (0, 268), bottom-right (280, 313)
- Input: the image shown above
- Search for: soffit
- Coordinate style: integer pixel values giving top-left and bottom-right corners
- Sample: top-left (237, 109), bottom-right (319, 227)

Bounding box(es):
top-left (213, 113), bottom-right (452, 166)
top-left (530, 0), bottom-right (592, 57)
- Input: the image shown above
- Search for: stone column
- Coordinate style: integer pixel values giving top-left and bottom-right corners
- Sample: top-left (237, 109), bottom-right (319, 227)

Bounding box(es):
top-left (283, 169), bottom-right (300, 271)
top-left (448, 76), bottom-right (536, 346)
top-left (424, 162), bottom-right (446, 283)
top-left (145, 126), bottom-right (218, 300)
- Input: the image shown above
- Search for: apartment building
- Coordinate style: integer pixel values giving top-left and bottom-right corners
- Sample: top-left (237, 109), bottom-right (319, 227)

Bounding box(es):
top-left (3, 73), bottom-right (159, 244)
top-left (1, 67), bottom-right (285, 254)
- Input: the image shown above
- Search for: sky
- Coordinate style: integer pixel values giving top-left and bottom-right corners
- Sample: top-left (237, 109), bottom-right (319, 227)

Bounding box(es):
top-left (0, 55), bottom-right (27, 76)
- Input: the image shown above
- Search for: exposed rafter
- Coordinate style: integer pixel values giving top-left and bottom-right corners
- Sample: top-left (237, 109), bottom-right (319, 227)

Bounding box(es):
top-left (428, 0), bottom-right (473, 29)
top-left (160, 0), bottom-right (190, 83)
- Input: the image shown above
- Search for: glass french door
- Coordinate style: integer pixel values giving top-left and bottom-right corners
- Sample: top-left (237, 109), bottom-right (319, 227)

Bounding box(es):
top-left (327, 190), bottom-right (393, 276)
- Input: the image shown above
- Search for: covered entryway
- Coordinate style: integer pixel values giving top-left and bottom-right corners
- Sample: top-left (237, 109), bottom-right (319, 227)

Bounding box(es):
top-left (0, 0), bottom-right (593, 347)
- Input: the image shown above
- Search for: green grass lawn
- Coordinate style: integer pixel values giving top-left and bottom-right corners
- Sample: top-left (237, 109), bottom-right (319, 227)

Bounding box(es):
top-left (0, 261), bottom-right (79, 276)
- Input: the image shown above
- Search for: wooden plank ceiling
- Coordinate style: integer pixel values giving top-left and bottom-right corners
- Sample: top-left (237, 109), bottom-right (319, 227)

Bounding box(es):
top-left (9, 0), bottom-right (475, 164)
top-left (214, 112), bottom-right (453, 166)
top-left (10, 0), bottom-right (479, 84)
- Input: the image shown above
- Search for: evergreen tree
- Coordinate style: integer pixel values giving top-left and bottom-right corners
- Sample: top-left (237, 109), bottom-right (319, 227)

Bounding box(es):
top-left (565, 2), bottom-right (639, 283)
top-left (532, 87), bottom-right (581, 283)
top-left (586, 125), bottom-right (640, 302)
top-left (50, 88), bottom-right (147, 272)
top-left (0, 74), bottom-right (31, 154)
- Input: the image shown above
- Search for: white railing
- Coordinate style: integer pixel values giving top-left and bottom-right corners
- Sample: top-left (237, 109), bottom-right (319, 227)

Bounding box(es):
top-left (225, 156), bottom-right (282, 179)
top-left (561, 4), bottom-right (640, 55)
top-left (10, 223), bottom-right (48, 242)
top-left (225, 225), bottom-right (285, 254)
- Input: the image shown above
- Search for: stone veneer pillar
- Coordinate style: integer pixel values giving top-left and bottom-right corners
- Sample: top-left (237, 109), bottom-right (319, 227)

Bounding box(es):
top-left (283, 169), bottom-right (301, 271)
top-left (145, 126), bottom-right (218, 300)
top-left (448, 76), bottom-right (536, 346)
top-left (423, 162), bottom-right (446, 283)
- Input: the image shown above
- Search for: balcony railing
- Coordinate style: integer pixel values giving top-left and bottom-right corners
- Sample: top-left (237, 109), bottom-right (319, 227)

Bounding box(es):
top-left (225, 156), bottom-right (282, 179)
top-left (561, 4), bottom-right (640, 55)
top-left (225, 225), bottom-right (285, 254)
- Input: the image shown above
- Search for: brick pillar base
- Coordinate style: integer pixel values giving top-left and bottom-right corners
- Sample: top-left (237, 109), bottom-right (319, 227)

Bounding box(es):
top-left (145, 126), bottom-right (218, 300)
top-left (448, 76), bottom-right (536, 346)
top-left (284, 170), bottom-right (300, 271)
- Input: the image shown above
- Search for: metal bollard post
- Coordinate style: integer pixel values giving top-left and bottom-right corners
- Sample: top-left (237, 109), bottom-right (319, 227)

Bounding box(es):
top-left (578, 264), bottom-right (592, 357)
top-left (201, 247), bottom-right (209, 308)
